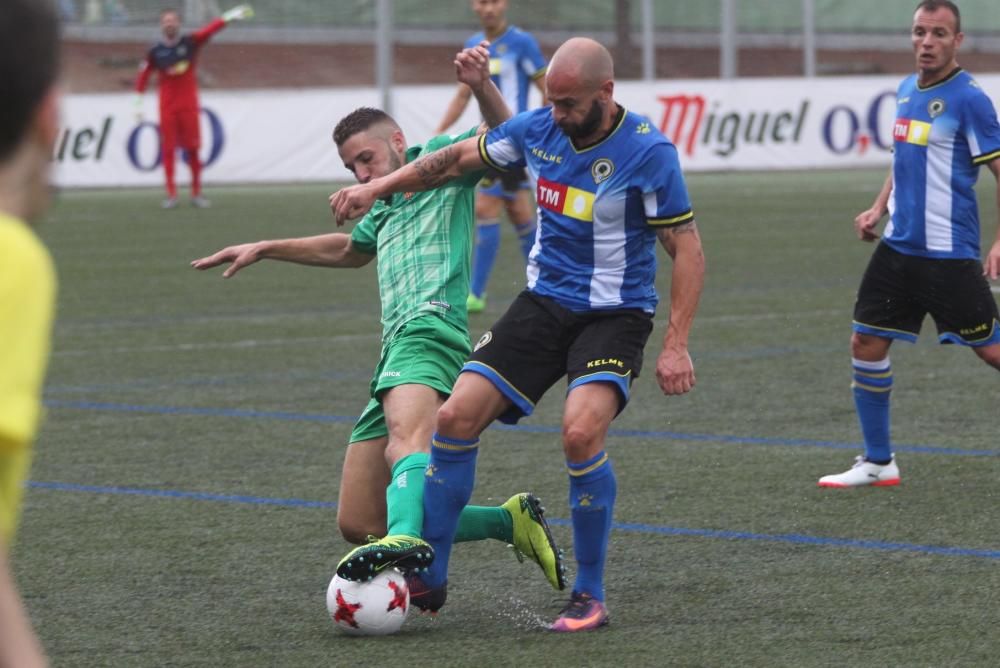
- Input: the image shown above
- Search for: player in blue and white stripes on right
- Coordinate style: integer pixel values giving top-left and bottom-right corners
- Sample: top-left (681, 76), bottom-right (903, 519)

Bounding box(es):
top-left (819, 0), bottom-right (1000, 488)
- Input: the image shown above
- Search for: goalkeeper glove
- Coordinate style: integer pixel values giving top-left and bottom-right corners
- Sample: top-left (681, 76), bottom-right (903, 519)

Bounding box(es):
top-left (133, 94), bottom-right (144, 122)
top-left (222, 4), bottom-right (254, 22)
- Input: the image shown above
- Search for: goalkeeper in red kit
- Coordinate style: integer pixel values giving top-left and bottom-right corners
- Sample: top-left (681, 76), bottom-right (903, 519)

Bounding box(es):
top-left (134, 4), bottom-right (253, 209)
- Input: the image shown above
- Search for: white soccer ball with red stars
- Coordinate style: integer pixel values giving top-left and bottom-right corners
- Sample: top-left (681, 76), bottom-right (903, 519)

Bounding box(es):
top-left (327, 569), bottom-right (410, 636)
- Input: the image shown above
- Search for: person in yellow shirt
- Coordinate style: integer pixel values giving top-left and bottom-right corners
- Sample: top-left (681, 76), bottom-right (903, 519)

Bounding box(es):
top-left (0, 1), bottom-right (61, 666)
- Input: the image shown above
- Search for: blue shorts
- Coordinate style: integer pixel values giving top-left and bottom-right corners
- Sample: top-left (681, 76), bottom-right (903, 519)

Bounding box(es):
top-left (477, 168), bottom-right (531, 200)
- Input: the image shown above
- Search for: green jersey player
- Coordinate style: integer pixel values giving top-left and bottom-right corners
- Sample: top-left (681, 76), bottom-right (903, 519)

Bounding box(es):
top-left (191, 43), bottom-right (564, 612)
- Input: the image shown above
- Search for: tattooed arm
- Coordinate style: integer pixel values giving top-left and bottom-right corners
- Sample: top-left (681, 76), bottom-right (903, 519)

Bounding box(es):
top-left (329, 136), bottom-right (486, 224)
top-left (654, 221), bottom-right (706, 396)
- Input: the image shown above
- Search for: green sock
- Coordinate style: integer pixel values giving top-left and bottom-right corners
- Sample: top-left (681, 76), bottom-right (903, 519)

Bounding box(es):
top-left (388, 452), bottom-right (513, 543)
top-left (385, 453), bottom-right (429, 538)
top-left (455, 505), bottom-right (513, 543)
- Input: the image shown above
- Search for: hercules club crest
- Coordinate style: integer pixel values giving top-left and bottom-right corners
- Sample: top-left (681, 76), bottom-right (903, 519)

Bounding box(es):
top-left (591, 158), bottom-right (614, 185)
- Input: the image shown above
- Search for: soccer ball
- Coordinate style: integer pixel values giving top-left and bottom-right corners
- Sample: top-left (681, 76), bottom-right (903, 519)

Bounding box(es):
top-left (326, 569), bottom-right (410, 636)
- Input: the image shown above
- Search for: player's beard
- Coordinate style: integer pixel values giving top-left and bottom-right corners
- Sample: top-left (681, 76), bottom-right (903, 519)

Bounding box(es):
top-left (386, 147), bottom-right (402, 173)
top-left (558, 99), bottom-right (604, 142)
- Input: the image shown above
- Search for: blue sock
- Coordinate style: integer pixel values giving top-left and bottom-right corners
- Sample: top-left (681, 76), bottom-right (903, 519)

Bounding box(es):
top-left (421, 433), bottom-right (478, 588)
top-left (470, 220), bottom-right (501, 298)
top-left (567, 451), bottom-right (616, 602)
top-left (514, 219), bottom-right (536, 260)
top-left (852, 357), bottom-right (892, 463)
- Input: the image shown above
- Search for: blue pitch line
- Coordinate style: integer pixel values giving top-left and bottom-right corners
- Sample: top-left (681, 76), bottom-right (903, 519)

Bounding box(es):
top-left (44, 369), bottom-right (365, 397)
top-left (27, 481), bottom-right (1000, 561)
top-left (43, 398), bottom-right (1000, 458)
top-left (602, 520), bottom-right (1000, 560)
top-left (27, 481), bottom-right (338, 508)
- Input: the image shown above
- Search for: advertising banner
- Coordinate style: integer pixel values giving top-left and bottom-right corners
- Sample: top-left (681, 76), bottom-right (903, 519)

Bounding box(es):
top-left (53, 74), bottom-right (1000, 188)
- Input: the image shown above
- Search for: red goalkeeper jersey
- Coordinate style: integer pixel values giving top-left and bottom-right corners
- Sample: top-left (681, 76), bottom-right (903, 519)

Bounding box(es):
top-left (135, 18), bottom-right (226, 112)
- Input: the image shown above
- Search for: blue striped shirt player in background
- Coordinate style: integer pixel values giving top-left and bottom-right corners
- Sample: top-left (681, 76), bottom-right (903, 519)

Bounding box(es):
top-left (436, 0), bottom-right (547, 315)
top-left (331, 37), bottom-right (706, 632)
top-left (819, 0), bottom-right (1000, 488)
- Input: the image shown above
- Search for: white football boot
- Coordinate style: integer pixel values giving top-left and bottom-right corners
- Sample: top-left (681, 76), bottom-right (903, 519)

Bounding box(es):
top-left (818, 455), bottom-right (900, 488)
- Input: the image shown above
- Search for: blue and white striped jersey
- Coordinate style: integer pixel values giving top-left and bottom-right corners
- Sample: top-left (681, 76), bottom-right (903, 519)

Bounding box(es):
top-left (464, 26), bottom-right (546, 115)
top-left (886, 68), bottom-right (1000, 259)
top-left (479, 107), bottom-right (694, 313)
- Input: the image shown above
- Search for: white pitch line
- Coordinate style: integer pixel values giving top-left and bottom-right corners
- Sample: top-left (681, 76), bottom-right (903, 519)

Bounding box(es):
top-left (53, 334), bottom-right (376, 357)
top-left (55, 309), bottom-right (347, 331)
top-left (697, 308), bottom-right (843, 324)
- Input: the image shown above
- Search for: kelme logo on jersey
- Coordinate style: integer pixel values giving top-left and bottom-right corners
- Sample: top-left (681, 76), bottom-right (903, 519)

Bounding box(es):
top-left (591, 159), bottom-right (614, 184)
top-left (893, 118), bottom-right (931, 146)
top-left (537, 176), bottom-right (594, 222)
top-left (474, 331), bottom-right (493, 352)
top-left (928, 98), bottom-right (946, 118)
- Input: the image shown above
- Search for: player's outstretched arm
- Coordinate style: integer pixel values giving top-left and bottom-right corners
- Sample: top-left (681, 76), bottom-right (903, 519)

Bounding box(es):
top-left (855, 169), bottom-right (892, 242)
top-left (193, 4), bottom-right (252, 44)
top-left (458, 41), bottom-right (511, 130)
top-left (655, 222), bottom-right (705, 396)
top-left (191, 233), bottom-right (372, 278)
top-left (329, 137), bottom-right (485, 224)
top-left (984, 160), bottom-right (1000, 280)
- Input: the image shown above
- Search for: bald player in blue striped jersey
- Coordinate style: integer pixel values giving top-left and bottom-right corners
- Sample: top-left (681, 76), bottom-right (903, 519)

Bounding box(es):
top-left (331, 37), bottom-right (706, 631)
top-left (819, 0), bottom-right (1000, 489)
top-left (437, 0), bottom-right (548, 315)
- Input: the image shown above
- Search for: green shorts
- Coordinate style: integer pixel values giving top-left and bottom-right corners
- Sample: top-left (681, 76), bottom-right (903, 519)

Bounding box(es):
top-left (349, 315), bottom-right (471, 444)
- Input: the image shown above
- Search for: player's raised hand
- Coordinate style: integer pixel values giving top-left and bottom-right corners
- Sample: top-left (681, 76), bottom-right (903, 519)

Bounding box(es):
top-left (655, 346), bottom-right (696, 396)
top-left (984, 239), bottom-right (1000, 280)
top-left (854, 208), bottom-right (882, 242)
top-left (455, 40), bottom-right (492, 91)
top-left (191, 242), bottom-right (263, 278)
top-left (222, 4), bottom-right (254, 22)
top-left (329, 184), bottom-right (378, 226)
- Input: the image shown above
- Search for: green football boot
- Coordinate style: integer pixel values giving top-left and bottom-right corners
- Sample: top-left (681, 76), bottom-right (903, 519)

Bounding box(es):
top-left (336, 535), bottom-right (434, 582)
top-left (466, 293), bottom-right (487, 313)
top-left (502, 493), bottom-right (567, 591)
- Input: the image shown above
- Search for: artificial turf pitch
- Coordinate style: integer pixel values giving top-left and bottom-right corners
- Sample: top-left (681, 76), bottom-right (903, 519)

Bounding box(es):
top-left (16, 169), bottom-right (1000, 666)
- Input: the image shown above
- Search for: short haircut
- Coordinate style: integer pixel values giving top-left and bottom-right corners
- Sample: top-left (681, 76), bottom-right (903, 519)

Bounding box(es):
top-left (0, 0), bottom-right (60, 161)
top-left (161, 8), bottom-right (180, 19)
top-left (333, 107), bottom-right (399, 147)
top-left (915, 0), bottom-right (961, 33)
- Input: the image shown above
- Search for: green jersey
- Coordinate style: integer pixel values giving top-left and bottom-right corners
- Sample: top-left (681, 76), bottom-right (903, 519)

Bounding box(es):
top-left (350, 127), bottom-right (485, 345)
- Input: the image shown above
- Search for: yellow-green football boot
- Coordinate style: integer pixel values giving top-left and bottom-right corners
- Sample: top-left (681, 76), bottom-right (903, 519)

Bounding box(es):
top-left (466, 293), bottom-right (487, 313)
top-left (502, 493), bottom-right (567, 590)
top-left (336, 535), bottom-right (434, 582)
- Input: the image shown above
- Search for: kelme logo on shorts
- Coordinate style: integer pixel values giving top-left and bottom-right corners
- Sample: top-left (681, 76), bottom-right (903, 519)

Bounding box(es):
top-left (474, 331), bottom-right (493, 352)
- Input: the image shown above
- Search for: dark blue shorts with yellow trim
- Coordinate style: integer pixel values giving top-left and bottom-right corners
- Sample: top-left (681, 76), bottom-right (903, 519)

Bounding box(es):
top-left (462, 290), bottom-right (653, 424)
top-left (853, 242), bottom-right (1000, 346)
